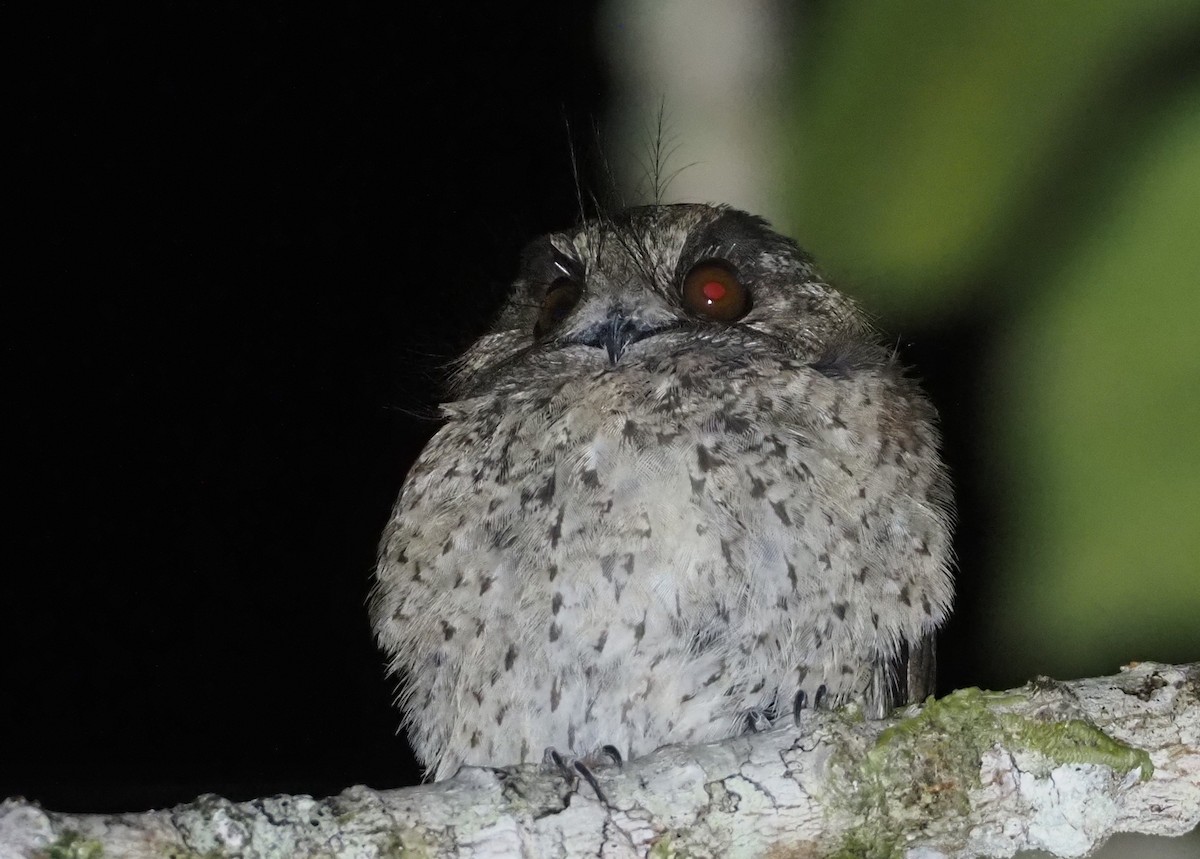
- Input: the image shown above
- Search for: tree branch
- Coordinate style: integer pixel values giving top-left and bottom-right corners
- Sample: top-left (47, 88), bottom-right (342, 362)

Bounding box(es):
top-left (3, 661), bottom-right (1197, 858)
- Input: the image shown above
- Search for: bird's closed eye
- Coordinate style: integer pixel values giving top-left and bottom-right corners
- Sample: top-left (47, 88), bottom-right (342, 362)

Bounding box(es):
top-left (681, 259), bottom-right (750, 322)
top-left (534, 277), bottom-right (583, 340)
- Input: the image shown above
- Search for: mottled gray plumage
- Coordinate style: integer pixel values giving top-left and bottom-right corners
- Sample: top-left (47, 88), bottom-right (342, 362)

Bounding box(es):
top-left (371, 204), bottom-right (954, 781)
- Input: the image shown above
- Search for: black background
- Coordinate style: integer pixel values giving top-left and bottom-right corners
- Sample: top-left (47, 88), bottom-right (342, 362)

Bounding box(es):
top-left (6, 3), bottom-right (989, 813)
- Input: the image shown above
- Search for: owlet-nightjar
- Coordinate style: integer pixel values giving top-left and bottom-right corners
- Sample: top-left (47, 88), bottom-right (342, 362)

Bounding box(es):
top-left (371, 203), bottom-right (954, 781)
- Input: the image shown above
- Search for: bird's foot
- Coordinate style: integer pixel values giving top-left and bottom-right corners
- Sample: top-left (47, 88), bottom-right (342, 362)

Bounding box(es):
top-left (741, 704), bottom-right (777, 733)
top-left (792, 683), bottom-right (829, 726)
top-left (541, 745), bottom-right (622, 804)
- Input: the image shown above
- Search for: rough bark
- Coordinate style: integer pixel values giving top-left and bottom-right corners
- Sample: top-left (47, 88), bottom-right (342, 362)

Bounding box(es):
top-left (3, 661), bottom-right (1197, 859)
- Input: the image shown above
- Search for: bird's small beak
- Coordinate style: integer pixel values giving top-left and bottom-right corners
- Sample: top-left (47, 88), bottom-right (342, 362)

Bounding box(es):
top-left (601, 314), bottom-right (640, 365)
top-left (575, 309), bottom-right (665, 365)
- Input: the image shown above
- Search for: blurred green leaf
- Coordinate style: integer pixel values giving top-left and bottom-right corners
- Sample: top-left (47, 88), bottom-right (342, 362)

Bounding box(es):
top-left (784, 0), bottom-right (1200, 321)
top-left (991, 88), bottom-right (1200, 676)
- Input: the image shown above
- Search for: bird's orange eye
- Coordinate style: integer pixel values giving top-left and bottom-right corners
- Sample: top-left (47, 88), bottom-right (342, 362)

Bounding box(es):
top-left (534, 277), bottom-right (582, 339)
top-left (681, 259), bottom-right (749, 321)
